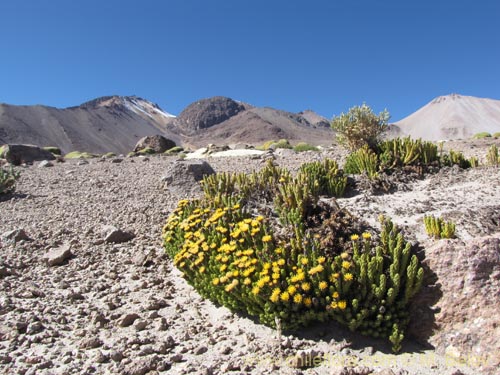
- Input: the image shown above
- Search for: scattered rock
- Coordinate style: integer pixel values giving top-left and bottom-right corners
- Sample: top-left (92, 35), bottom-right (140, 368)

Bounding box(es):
top-left (119, 313), bottom-right (140, 327)
top-left (161, 160), bottom-right (215, 193)
top-left (1, 229), bottom-right (31, 244)
top-left (134, 135), bottom-right (176, 154)
top-left (288, 349), bottom-right (324, 369)
top-left (43, 243), bottom-right (73, 266)
top-left (77, 160), bottom-right (89, 165)
top-left (38, 160), bottom-right (54, 168)
top-left (80, 337), bottom-right (103, 349)
top-left (102, 225), bottom-right (135, 244)
top-left (1, 144), bottom-right (55, 165)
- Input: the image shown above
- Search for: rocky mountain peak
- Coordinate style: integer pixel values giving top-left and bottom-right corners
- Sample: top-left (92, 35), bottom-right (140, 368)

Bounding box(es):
top-left (174, 96), bottom-right (246, 133)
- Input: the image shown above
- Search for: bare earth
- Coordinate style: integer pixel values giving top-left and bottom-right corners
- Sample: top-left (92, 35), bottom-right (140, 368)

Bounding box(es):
top-left (1, 146), bottom-right (499, 375)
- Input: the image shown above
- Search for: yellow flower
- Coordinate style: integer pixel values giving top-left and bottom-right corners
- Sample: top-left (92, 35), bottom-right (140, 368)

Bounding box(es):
top-left (212, 278), bottom-right (220, 286)
top-left (257, 279), bottom-right (266, 288)
top-left (319, 281), bottom-right (328, 290)
top-left (231, 229), bottom-right (241, 238)
top-left (251, 228), bottom-right (260, 236)
top-left (338, 300), bottom-right (347, 310)
top-left (272, 273), bottom-right (280, 280)
top-left (220, 264), bottom-right (227, 272)
top-left (263, 263), bottom-right (271, 270)
top-left (243, 278), bottom-right (252, 285)
top-left (301, 282), bottom-right (311, 291)
top-left (251, 220), bottom-right (260, 227)
top-left (304, 297), bottom-right (312, 307)
top-left (300, 257), bottom-right (309, 265)
top-left (275, 248), bottom-right (282, 255)
top-left (252, 286), bottom-right (260, 295)
top-left (262, 235), bottom-right (272, 243)
top-left (362, 232), bottom-right (371, 239)
top-left (293, 294), bottom-right (303, 304)
top-left (340, 252), bottom-right (349, 259)
top-left (330, 301), bottom-right (338, 309)
top-left (287, 285), bottom-right (297, 295)
top-left (280, 292), bottom-right (290, 302)
top-left (216, 226), bottom-right (228, 234)
top-left (270, 288), bottom-right (281, 303)
top-left (277, 259), bottom-right (285, 266)
top-left (232, 270), bottom-right (239, 277)
top-left (342, 261), bottom-right (351, 270)
top-left (232, 204), bottom-right (240, 210)
top-left (199, 266), bottom-right (206, 273)
top-left (317, 256), bottom-right (326, 264)
top-left (239, 223), bottom-right (250, 232)
top-left (332, 291), bottom-right (339, 299)
top-left (350, 234), bottom-right (359, 241)
top-left (344, 273), bottom-right (353, 282)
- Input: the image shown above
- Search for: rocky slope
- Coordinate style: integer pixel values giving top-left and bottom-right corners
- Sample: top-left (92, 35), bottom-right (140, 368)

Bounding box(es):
top-left (1, 142), bottom-right (499, 374)
top-left (394, 94), bottom-right (500, 141)
top-left (0, 96), bottom-right (178, 155)
top-left (171, 96), bottom-right (333, 148)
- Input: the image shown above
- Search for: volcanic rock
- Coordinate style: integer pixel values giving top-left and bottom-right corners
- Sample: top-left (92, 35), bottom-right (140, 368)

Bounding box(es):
top-left (133, 135), bottom-right (176, 154)
top-left (1, 144), bottom-right (55, 166)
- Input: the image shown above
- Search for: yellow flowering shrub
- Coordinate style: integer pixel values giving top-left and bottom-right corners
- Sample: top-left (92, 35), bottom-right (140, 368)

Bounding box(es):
top-left (163, 161), bottom-right (424, 352)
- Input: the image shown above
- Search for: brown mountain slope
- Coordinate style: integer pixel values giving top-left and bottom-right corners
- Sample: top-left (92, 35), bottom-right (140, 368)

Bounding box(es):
top-left (0, 96), bottom-right (178, 154)
top-left (394, 94), bottom-right (500, 140)
top-left (171, 97), bottom-right (333, 148)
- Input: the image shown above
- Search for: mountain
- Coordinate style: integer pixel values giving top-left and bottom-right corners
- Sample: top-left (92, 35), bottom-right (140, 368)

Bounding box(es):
top-left (394, 94), bottom-right (500, 141)
top-left (0, 96), bottom-right (178, 154)
top-left (170, 96), bottom-right (333, 147)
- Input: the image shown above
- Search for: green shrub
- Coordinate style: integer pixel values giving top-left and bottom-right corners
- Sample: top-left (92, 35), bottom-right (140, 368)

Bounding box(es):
top-left (298, 159), bottom-right (347, 197)
top-left (64, 151), bottom-right (99, 159)
top-left (43, 146), bottom-right (62, 156)
top-left (377, 137), bottom-right (438, 169)
top-left (493, 132), bottom-right (500, 139)
top-left (344, 145), bottom-right (379, 179)
top-left (256, 139), bottom-right (293, 151)
top-left (164, 146), bottom-right (184, 155)
top-left (102, 152), bottom-right (117, 158)
top-left (163, 160), bottom-right (423, 352)
top-left (136, 147), bottom-right (156, 155)
top-left (486, 145), bottom-right (500, 166)
top-left (423, 215), bottom-right (456, 239)
top-left (293, 143), bottom-right (319, 152)
top-left (331, 104), bottom-right (389, 151)
top-left (0, 166), bottom-right (20, 195)
top-left (473, 132), bottom-right (491, 139)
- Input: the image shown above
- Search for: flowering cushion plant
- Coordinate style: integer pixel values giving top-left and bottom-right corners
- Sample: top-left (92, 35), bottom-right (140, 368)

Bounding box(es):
top-left (162, 160), bottom-right (423, 352)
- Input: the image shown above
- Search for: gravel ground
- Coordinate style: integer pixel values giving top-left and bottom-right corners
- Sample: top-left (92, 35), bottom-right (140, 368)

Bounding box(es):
top-left (0, 152), bottom-right (491, 375)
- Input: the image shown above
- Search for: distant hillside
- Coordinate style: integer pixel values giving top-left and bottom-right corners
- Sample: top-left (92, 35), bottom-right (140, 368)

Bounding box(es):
top-left (0, 96), bottom-right (178, 154)
top-left (393, 94), bottom-right (500, 140)
top-left (170, 96), bottom-right (333, 148)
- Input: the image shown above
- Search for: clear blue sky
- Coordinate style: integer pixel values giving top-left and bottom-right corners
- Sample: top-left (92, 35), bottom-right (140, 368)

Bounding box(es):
top-left (1, 0), bottom-right (499, 121)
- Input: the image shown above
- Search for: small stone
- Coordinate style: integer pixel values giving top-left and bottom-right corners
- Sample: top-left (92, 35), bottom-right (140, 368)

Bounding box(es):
top-left (288, 349), bottom-right (323, 369)
top-left (26, 321), bottom-right (44, 335)
top-left (80, 337), bottom-right (103, 349)
top-left (134, 320), bottom-right (148, 331)
top-left (170, 353), bottom-right (184, 363)
top-left (194, 345), bottom-right (208, 355)
top-left (119, 313), bottom-right (140, 327)
top-left (102, 225), bottom-right (135, 244)
top-left (109, 350), bottom-right (123, 363)
top-left (77, 160), bottom-right (89, 166)
top-left (1, 229), bottom-right (31, 244)
top-left (43, 243), bottom-right (72, 266)
top-left (38, 160), bottom-right (54, 168)
top-left (94, 350), bottom-right (108, 364)
top-left (111, 158), bottom-right (123, 163)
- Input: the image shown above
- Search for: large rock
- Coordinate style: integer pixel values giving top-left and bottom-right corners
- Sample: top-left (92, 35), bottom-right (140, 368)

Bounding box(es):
top-left (133, 136), bottom-right (176, 154)
top-left (409, 235), bottom-right (500, 373)
top-left (174, 96), bottom-right (246, 133)
top-left (1, 144), bottom-right (56, 165)
top-left (43, 243), bottom-right (73, 266)
top-left (161, 160), bottom-right (215, 195)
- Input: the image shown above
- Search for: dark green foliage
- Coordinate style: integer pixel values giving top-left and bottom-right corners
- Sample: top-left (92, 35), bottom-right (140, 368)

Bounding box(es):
top-left (0, 166), bottom-right (20, 195)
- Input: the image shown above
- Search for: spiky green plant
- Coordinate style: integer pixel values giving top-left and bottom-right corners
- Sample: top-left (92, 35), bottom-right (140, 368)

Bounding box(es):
top-left (344, 145), bottom-right (379, 179)
top-left (298, 159), bottom-right (347, 197)
top-left (486, 145), bottom-right (499, 166)
top-left (377, 137), bottom-right (438, 168)
top-left (423, 215), bottom-right (456, 239)
top-left (0, 166), bottom-right (20, 195)
top-left (473, 132), bottom-right (491, 139)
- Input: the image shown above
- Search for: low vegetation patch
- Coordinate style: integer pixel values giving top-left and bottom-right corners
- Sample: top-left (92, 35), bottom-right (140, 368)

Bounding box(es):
top-left (257, 139), bottom-right (293, 151)
top-left (164, 146), bottom-right (184, 155)
top-left (43, 146), bottom-right (62, 156)
top-left (473, 132), bottom-right (491, 139)
top-left (0, 166), bottom-right (20, 195)
top-left (163, 160), bottom-right (423, 352)
top-left (486, 145), bottom-right (500, 166)
top-left (65, 151), bottom-right (99, 159)
top-left (293, 142), bottom-right (319, 152)
top-left (423, 215), bottom-right (456, 239)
